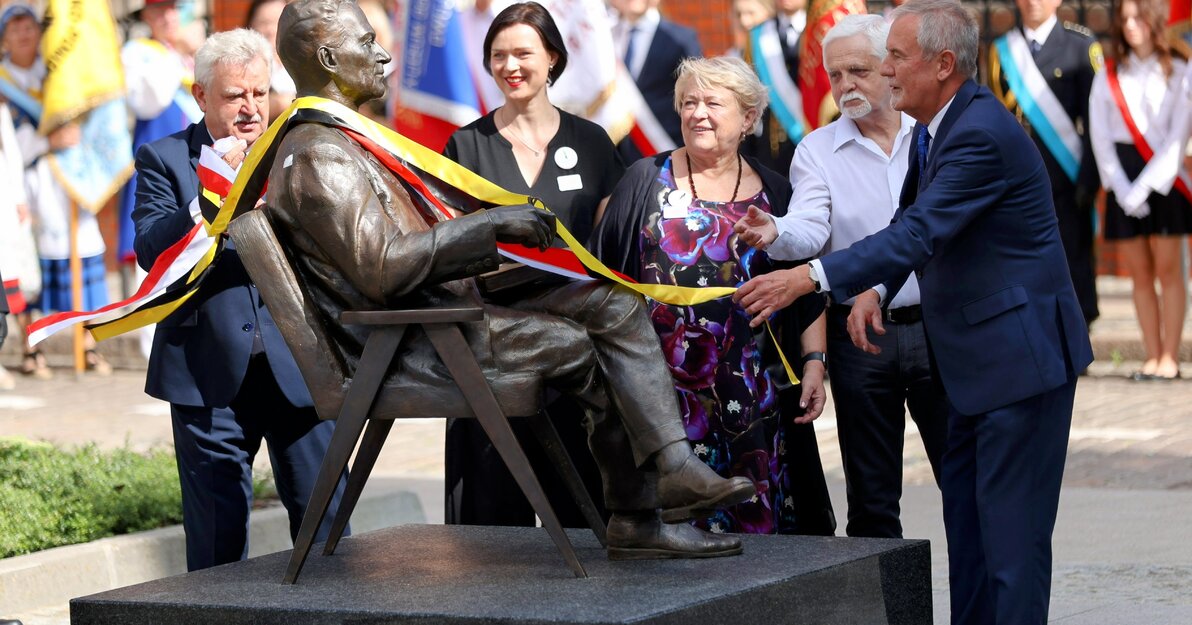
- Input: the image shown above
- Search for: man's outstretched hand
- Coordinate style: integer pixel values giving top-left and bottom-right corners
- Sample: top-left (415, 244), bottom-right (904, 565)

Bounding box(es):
top-left (733, 205), bottom-right (777, 250)
top-left (734, 265), bottom-right (815, 327)
top-left (488, 204), bottom-right (557, 251)
top-left (846, 289), bottom-right (885, 355)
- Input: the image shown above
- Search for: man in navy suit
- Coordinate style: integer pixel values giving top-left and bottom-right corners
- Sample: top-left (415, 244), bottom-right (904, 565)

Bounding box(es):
top-left (610, 0), bottom-right (701, 162)
top-left (131, 28), bottom-right (347, 572)
top-left (736, 1), bottom-right (1092, 622)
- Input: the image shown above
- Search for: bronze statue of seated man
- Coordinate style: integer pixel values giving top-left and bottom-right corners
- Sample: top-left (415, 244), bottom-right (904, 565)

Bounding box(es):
top-left (268, 0), bottom-right (754, 559)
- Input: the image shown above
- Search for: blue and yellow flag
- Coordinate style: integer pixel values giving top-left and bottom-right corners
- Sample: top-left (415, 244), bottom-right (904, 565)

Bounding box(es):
top-left (39, 0), bottom-right (133, 213)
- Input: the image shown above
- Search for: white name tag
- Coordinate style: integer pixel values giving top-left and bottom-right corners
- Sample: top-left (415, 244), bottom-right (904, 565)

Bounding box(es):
top-left (662, 202), bottom-right (689, 219)
top-left (557, 174), bottom-right (583, 192)
top-left (661, 189), bottom-right (691, 219)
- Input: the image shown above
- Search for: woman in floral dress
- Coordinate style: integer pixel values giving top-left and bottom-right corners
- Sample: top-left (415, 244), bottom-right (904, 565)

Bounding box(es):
top-left (594, 57), bottom-right (835, 535)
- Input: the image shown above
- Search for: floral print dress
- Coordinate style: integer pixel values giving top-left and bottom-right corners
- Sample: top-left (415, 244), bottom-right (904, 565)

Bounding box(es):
top-left (642, 157), bottom-right (799, 534)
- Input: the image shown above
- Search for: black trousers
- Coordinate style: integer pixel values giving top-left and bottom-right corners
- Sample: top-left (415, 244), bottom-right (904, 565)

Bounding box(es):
top-left (826, 306), bottom-right (948, 538)
top-left (171, 354), bottom-right (348, 571)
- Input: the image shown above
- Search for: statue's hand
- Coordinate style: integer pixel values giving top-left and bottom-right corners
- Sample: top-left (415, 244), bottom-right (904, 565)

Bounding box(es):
top-left (488, 204), bottom-right (557, 251)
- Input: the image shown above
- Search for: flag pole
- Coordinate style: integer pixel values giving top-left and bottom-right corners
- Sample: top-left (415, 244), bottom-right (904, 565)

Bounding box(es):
top-left (69, 199), bottom-right (85, 376)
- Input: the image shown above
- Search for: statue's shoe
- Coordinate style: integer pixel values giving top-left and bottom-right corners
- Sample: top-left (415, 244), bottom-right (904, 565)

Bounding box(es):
top-left (606, 514), bottom-right (742, 560)
top-left (657, 455), bottom-right (756, 523)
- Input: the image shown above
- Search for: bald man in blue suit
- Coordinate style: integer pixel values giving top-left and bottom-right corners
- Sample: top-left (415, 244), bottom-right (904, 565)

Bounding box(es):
top-left (737, 1), bottom-right (1092, 623)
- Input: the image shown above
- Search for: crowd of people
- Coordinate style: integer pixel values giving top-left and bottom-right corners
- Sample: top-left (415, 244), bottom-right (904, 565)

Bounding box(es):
top-left (1, 0), bottom-right (1191, 623)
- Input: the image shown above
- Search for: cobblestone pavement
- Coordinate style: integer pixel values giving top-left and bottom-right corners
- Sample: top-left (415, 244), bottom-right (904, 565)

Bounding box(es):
top-left (3, 363), bottom-right (1189, 491)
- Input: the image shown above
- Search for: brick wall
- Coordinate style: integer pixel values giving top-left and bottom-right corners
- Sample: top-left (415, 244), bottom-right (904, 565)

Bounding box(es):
top-left (213, 0), bottom-right (253, 32)
top-left (663, 0), bottom-right (735, 56)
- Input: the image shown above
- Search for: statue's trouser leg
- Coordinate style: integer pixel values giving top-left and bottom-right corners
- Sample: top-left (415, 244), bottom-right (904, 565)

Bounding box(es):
top-left (490, 281), bottom-right (688, 511)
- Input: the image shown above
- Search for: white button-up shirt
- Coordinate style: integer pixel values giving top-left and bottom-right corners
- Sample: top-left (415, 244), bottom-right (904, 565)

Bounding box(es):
top-left (1089, 54), bottom-right (1189, 202)
top-left (1022, 14), bottom-right (1058, 49)
top-left (613, 8), bottom-right (660, 80)
top-left (771, 112), bottom-right (921, 307)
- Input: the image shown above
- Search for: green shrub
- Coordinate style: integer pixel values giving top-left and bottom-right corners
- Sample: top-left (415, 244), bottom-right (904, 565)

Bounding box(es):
top-left (0, 440), bottom-right (183, 558)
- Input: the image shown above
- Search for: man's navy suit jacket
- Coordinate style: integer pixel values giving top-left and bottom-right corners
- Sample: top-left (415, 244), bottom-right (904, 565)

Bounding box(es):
top-left (635, 18), bottom-right (702, 147)
top-left (820, 80), bottom-right (1093, 416)
top-left (132, 122), bottom-right (312, 409)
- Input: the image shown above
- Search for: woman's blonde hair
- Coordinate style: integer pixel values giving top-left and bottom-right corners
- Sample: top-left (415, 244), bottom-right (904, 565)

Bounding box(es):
top-left (672, 56), bottom-right (769, 135)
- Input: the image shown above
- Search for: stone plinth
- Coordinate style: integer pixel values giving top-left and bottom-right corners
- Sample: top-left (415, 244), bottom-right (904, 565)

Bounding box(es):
top-left (71, 524), bottom-right (931, 624)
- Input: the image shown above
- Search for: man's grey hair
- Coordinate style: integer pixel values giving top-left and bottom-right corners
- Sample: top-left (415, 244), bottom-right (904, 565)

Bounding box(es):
top-left (822, 14), bottom-right (890, 68)
top-left (890, 0), bottom-right (979, 79)
top-left (194, 28), bottom-right (274, 91)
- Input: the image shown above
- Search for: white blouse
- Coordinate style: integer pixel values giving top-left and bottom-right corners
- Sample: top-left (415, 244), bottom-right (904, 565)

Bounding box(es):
top-left (1089, 53), bottom-right (1189, 205)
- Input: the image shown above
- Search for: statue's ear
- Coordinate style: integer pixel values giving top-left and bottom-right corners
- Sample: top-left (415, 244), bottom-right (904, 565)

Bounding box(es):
top-left (317, 45), bottom-right (337, 72)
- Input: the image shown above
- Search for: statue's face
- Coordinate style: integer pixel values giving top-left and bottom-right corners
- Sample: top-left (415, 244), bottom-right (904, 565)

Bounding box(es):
top-left (327, 4), bottom-right (391, 106)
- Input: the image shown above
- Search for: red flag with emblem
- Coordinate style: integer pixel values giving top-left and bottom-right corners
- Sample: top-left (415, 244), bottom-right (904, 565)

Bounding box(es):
top-left (799, 0), bottom-right (867, 131)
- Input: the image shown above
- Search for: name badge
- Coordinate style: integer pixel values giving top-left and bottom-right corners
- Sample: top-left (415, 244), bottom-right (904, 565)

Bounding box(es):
top-left (557, 174), bottom-right (583, 192)
top-left (554, 146), bottom-right (578, 170)
top-left (661, 189), bottom-right (691, 219)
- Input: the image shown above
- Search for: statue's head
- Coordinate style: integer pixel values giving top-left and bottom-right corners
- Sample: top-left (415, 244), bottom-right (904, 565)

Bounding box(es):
top-left (277, 0), bottom-right (391, 108)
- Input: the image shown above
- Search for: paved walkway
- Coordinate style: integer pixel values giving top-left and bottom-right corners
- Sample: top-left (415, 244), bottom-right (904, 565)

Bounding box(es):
top-left (2, 274), bottom-right (1191, 623)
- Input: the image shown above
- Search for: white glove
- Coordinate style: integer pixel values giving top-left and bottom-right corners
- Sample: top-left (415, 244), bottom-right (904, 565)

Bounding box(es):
top-left (1123, 200), bottom-right (1151, 219)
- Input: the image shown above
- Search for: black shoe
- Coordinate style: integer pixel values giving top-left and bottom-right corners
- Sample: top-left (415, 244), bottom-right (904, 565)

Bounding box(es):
top-left (0, 619), bottom-right (25, 625)
top-left (657, 454), bottom-right (755, 523)
top-left (606, 512), bottom-right (742, 560)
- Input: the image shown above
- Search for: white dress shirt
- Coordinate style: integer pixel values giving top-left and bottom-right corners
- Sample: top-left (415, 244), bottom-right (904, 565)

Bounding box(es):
top-left (771, 112), bottom-right (920, 307)
top-left (1089, 54), bottom-right (1188, 205)
top-left (614, 8), bottom-right (660, 80)
top-left (777, 10), bottom-right (806, 50)
top-left (1022, 14), bottom-right (1058, 49)
top-left (809, 96), bottom-right (955, 304)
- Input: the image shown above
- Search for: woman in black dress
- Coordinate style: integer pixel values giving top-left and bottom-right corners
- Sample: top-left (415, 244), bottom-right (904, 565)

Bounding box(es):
top-left (442, 1), bottom-right (625, 526)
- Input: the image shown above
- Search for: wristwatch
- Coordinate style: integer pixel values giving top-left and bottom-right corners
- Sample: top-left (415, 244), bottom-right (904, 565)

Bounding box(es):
top-left (808, 264), bottom-right (822, 292)
top-left (801, 351), bottom-right (827, 367)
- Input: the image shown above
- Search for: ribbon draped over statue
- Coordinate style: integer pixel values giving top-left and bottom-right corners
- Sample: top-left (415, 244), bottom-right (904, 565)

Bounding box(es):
top-left (31, 96), bottom-right (798, 384)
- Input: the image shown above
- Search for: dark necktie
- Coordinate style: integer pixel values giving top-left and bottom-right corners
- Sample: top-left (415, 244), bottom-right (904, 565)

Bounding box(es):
top-left (916, 124), bottom-right (931, 174)
top-left (1029, 38), bottom-right (1042, 58)
top-left (624, 26), bottom-right (639, 72)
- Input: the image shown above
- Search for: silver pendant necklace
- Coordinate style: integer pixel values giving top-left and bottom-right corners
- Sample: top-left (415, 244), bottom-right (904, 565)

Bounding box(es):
top-left (501, 109), bottom-right (546, 157)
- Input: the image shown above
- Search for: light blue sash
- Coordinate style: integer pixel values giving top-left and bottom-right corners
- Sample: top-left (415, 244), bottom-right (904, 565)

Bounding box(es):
top-left (749, 21), bottom-right (804, 143)
top-left (994, 32), bottom-right (1081, 181)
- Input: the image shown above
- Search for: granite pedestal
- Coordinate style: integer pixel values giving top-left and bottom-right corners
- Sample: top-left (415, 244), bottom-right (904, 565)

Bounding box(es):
top-left (71, 524), bottom-right (931, 625)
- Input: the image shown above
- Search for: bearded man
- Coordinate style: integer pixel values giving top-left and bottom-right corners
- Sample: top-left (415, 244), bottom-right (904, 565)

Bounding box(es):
top-left (734, 14), bottom-right (947, 539)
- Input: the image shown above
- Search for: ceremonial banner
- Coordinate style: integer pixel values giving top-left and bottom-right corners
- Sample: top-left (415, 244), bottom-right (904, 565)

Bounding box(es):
top-left (544, 0), bottom-right (636, 143)
top-left (1172, 0), bottom-right (1191, 57)
top-left (749, 20), bottom-right (805, 144)
top-left (799, 0), bottom-right (866, 131)
top-left (39, 0), bottom-right (133, 212)
top-left (392, 0), bottom-right (483, 152)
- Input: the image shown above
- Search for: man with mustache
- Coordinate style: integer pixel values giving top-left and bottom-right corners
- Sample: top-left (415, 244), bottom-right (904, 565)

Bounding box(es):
top-left (734, 14), bottom-right (947, 539)
top-left (131, 28), bottom-right (348, 572)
